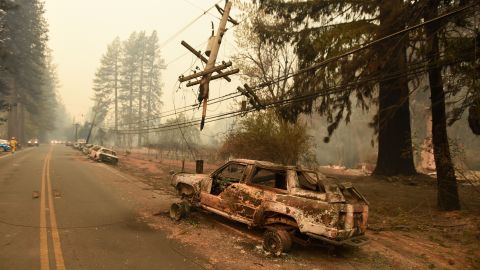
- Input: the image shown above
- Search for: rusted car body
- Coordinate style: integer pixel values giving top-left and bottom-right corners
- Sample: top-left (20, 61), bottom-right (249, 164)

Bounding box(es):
top-left (171, 159), bottom-right (369, 253)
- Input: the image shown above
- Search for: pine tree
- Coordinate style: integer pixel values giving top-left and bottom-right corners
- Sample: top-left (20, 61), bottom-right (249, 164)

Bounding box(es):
top-left (94, 31), bottom-right (164, 147)
top-left (92, 37), bottom-right (121, 142)
top-left (119, 32), bottom-right (141, 147)
top-left (136, 31), bottom-right (147, 146)
top-left (417, 0), bottom-right (479, 210)
top-left (144, 31), bottom-right (163, 145)
top-left (257, 0), bottom-right (417, 175)
top-left (2, 0), bottom-right (58, 142)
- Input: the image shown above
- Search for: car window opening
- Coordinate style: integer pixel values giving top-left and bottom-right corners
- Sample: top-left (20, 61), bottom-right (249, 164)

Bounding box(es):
top-left (251, 168), bottom-right (287, 190)
top-left (211, 163), bottom-right (245, 195)
top-left (297, 171), bottom-right (326, 192)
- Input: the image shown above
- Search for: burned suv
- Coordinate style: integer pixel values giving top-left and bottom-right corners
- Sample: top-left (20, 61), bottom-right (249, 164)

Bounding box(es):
top-left (170, 159), bottom-right (369, 254)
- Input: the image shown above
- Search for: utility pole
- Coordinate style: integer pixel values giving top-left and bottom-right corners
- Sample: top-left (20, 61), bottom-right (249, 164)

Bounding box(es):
top-left (86, 106), bottom-right (99, 144)
top-left (74, 123), bottom-right (79, 142)
top-left (179, 0), bottom-right (238, 130)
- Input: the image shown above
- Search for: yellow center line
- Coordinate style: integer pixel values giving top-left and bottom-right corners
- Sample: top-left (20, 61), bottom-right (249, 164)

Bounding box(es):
top-left (39, 146), bottom-right (66, 270)
top-left (46, 147), bottom-right (66, 270)
top-left (39, 150), bottom-right (50, 270)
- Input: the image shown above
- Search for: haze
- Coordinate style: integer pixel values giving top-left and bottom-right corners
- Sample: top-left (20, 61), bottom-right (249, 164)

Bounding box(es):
top-left (45, 0), bottom-right (236, 121)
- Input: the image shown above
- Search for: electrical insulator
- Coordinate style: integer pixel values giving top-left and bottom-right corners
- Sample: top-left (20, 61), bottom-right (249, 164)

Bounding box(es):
top-left (205, 36), bottom-right (215, 57)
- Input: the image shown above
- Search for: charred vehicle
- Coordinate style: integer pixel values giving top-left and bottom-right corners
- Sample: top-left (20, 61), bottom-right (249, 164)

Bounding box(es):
top-left (97, 148), bottom-right (118, 165)
top-left (170, 159), bottom-right (369, 254)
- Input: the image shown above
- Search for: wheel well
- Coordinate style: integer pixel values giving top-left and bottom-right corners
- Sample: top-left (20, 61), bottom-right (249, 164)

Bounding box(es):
top-left (263, 211), bottom-right (298, 229)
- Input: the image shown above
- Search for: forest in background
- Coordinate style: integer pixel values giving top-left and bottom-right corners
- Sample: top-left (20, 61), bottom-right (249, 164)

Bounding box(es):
top-left (0, 0), bottom-right (68, 142)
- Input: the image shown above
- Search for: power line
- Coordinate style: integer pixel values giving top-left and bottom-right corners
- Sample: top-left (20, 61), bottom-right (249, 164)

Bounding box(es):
top-left (159, 0), bottom-right (224, 49)
top-left (181, 0), bottom-right (222, 21)
top-left (116, 52), bottom-right (472, 135)
top-left (111, 2), bottom-right (478, 132)
top-left (246, 2), bottom-right (479, 93)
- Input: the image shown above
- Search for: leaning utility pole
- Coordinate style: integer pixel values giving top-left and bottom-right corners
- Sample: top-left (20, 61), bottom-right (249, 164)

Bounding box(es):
top-left (179, 0), bottom-right (238, 130)
top-left (86, 106), bottom-right (99, 144)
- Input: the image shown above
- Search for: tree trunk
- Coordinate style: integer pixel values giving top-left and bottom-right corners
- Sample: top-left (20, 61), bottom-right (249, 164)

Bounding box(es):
top-left (424, 0), bottom-right (460, 211)
top-left (129, 75), bottom-right (133, 148)
top-left (146, 58), bottom-right (155, 147)
top-left (138, 45), bottom-right (145, 147)
top-left (7, 103), bottom-right (16, 139)
top-left (18, 102), bottom-right (24, 144)
top-left (114, 54), bottom-right (119, 146)
top-left (373, 0), bottom-right (416, 176)
top-left (7, 80), bottom-right (17, 140)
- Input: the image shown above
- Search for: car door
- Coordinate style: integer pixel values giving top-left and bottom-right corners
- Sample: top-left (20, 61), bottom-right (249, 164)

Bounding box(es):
top-left (221, 183), bottom-right (264, 221)
top-left (199, 162), bottom-right (250, 223)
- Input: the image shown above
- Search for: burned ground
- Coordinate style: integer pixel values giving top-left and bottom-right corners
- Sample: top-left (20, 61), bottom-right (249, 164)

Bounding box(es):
top-left (106, 152), bottom-right (480, 269)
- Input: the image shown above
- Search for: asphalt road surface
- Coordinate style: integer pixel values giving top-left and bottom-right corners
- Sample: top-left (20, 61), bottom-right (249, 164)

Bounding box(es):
top-left (0, 145), bottom-right (200, 270)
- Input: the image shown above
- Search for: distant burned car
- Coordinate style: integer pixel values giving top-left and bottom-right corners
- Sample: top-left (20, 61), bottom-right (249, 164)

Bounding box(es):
top-left (96, 148), bottom-right (118, 165)
top-left (82, 144), bottom-right (93, 154)
top-left (171, 159), bottom-right (369, 255)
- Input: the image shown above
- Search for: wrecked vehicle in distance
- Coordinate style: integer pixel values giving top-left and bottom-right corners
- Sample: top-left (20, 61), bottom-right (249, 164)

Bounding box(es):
top-left (170, 159), bottom-right (369, 255)
top-left (97, 148), bottom-right (118, 165)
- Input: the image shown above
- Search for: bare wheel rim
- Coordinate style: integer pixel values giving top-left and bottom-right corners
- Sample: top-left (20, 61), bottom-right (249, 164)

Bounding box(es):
top-left (266, 237), bottom-right (279, 252)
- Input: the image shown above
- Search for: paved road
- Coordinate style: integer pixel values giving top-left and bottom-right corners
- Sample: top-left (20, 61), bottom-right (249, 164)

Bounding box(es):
top-left (0, 145), bottom-right (200, 270)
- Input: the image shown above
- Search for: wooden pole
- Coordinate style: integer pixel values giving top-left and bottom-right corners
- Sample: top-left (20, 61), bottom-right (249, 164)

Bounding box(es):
top-left (199, 0), bottom-right (233, 130)
top-left (180, 41), bottom-right (232, 82)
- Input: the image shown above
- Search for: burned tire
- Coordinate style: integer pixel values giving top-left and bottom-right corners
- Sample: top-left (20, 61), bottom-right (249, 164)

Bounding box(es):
top-left (169, 202), bottom-right (191, 221)
top-left (263, 229), bottom-right (292, 255)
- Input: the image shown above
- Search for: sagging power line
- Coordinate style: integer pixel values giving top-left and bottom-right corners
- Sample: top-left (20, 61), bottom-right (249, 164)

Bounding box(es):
top-left (110, 2), bottom-right (478, 134)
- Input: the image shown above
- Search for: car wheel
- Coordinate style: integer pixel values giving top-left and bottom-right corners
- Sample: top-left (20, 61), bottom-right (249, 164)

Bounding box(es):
top-left (263, 229), bottom-right (292, 255)
top-left (169, 202), bottom-right (190, 221)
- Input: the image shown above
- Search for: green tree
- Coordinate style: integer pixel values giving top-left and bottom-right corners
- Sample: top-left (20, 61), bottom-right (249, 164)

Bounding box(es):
top-left (220, 110), bottom-right (315, 165)
top-left (256, 0), bottom-right (417, 175)
top-left (2, 0), bottom-right (58, 142)
top-left (417, 0), bottom-right (479, 210)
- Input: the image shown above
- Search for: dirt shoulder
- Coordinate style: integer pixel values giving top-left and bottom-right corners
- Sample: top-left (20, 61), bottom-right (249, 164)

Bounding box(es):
top-left (108, 152), bottom-right (480, 269)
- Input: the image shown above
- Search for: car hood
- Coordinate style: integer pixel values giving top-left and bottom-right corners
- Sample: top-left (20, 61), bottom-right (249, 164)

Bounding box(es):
top-left (171, 173), bottom-right (211, 193)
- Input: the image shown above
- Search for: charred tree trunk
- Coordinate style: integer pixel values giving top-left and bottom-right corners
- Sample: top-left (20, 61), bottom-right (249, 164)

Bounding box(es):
top-left (373, 0), bottom-right (416, 176)
top-left (424, 0), bottom-right (460, 211)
